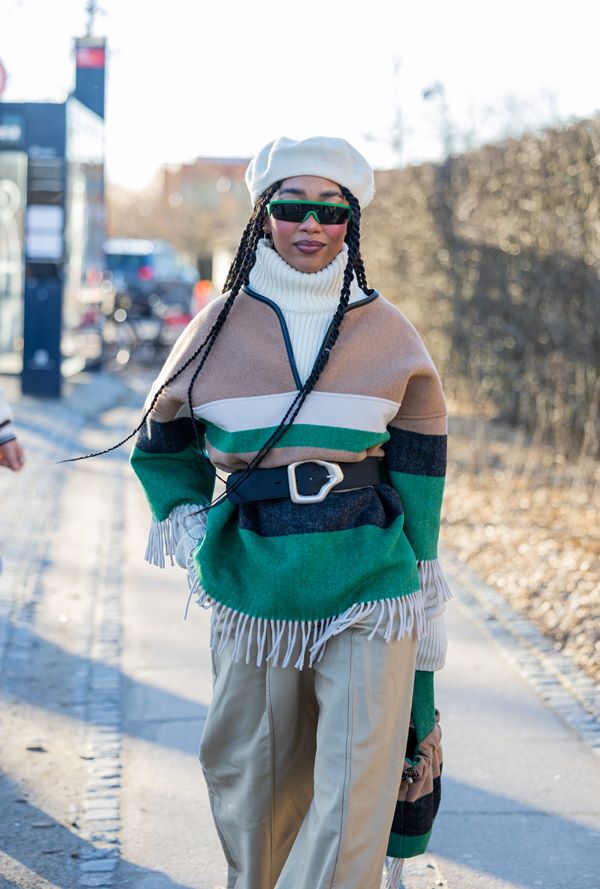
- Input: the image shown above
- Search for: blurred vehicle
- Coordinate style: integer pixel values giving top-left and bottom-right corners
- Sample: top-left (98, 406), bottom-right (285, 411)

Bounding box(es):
top-left (103, 238), bottom-right (194, 317)
top-left (98, 237), bottom-right (196, 367)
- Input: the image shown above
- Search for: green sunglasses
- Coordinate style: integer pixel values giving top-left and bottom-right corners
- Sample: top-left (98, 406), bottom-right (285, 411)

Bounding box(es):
top-left (268, 199), bottom-right (352, 225)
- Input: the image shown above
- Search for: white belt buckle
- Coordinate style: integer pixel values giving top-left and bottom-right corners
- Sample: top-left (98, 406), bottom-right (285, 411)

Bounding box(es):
top-left (287, 460), bottom-right (344, 504)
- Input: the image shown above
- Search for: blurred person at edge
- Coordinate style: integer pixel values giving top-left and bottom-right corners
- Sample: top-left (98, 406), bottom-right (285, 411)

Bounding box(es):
top-left (127, 136), bottom-right (451, 889)
top-left (0, 385), bottom-right (25, 471)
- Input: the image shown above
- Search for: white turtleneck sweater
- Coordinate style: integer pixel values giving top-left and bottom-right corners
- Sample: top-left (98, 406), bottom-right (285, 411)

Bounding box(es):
top-left (245, 238), bottom-right (447, 671)
top-left (248, 239), bottom-right (366, 384)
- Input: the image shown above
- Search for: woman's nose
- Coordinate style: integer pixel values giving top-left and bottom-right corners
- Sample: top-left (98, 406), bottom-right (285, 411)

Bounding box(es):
top-left (299, 211), bottom-right (321, 230)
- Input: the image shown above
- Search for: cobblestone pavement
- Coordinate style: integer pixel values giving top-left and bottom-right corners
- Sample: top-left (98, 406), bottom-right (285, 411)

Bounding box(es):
top-left (1, 370), bottom-right (599, 889)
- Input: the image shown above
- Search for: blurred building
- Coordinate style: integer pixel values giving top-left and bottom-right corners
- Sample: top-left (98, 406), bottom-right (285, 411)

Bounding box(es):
top-left (0, 36), bottom-right (107, 396)
top-left (151, 156), bottom-right (251, 290)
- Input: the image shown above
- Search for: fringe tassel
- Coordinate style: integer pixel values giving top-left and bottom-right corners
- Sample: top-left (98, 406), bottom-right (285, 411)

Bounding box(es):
top-left (183, 547), bottom-right (206, 621)
top-left (418, 558), bottom-right (453, 618)
top-left (384, 856), bottom-right (404, 889)
top-left (144, 504), bottom-right (204, 569)
top-left (145, 515), bottom-right (177, 568)
top-left (188, 586), bottom-right (426, 670)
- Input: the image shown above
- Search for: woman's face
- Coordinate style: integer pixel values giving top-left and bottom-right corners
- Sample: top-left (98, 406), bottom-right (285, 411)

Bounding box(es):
top-left (264, 175), bottom-right (349, 273)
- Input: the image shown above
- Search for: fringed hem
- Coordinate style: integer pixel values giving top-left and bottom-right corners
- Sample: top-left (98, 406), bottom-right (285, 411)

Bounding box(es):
top-left (384, 856), bottom-right (404, 889)
top-left (144, 504), bottom-right (202, 568)
top-left (418, 558), bottom-right (453, 618)
top-left (183, 548), bottom-right (206, 621)
top-left (184, 582), bottom-right (426, 670)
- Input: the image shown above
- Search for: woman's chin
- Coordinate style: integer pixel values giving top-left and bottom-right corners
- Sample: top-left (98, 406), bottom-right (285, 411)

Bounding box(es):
top-left (280, 247), bottom-right (336, 274)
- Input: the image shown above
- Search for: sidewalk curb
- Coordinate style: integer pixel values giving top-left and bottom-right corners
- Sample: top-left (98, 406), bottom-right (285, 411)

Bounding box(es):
top-left (77, 467), bottom-right (126, 888)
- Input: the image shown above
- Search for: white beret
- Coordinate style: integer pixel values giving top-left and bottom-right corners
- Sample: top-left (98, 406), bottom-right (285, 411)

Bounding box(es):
top-left (245, 136), bottom-right (375, 209)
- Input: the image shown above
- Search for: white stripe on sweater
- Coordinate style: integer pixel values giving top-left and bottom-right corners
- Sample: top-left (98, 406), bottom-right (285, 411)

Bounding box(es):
top-left (193, 390), bottom-right (400, 434)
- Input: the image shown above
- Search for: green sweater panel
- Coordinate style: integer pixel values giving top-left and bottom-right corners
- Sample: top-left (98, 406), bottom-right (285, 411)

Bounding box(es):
top-left (130, 443), bottom-right (216, 522)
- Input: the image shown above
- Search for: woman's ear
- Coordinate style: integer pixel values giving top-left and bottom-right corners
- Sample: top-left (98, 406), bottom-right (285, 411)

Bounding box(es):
top-left (263, 218), bottom-right (274, 245)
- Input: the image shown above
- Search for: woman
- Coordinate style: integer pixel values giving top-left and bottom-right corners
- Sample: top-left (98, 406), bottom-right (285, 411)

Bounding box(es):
top-left (131, 136), bottom-right (450, 889)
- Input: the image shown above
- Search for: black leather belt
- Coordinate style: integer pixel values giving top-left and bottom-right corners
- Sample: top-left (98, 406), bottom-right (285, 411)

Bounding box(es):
top-left (226, 457), bottom-right (385, 505)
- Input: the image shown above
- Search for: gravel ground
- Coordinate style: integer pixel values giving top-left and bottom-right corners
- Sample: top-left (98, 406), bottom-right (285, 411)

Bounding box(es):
top-left (443, 410), bottom-right (599, 684)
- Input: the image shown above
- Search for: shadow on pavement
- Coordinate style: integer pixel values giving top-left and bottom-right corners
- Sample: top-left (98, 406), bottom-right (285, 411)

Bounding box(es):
top-left (0, 772), bottom-right (197, 889)
top-left (431, 774), bottom-right (600, 888)
top-left (2, 625), bottom-right (209, 757)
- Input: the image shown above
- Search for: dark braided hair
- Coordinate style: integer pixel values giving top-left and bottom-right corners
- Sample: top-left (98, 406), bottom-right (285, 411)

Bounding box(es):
top-left (60, 182), bottom-right (280, 464)
top-left (197, 183), bottom-right (371, 511)
top-left (62, 182), bottom-right (372, 516)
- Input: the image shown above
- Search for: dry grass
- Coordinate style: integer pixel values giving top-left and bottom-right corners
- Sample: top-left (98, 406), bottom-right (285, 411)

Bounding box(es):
top-left (443, 404), bottom-right (600, 682)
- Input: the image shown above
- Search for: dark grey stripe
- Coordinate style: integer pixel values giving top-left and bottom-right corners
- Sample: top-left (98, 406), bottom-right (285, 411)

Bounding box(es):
top-left (237, 483), bottom-right (403, 537)
top-left (135, 417), bottom-right (199, 454)
top-left (384, 427), bottom-right (447, 477)
top-left (390, 774), bottom-right (442, 837)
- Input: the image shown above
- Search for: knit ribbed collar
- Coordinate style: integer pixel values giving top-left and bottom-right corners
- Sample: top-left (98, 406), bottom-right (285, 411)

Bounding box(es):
top-left (247, 238), bottom-right (364, 314)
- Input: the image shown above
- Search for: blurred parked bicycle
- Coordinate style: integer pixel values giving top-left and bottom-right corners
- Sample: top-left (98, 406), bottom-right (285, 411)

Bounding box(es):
top-left (69, 238), bottom-right (196, 370)
top-left (101, 237), bottom-right (194, 367)
top-left (100, 293), bottom-right (192, 368)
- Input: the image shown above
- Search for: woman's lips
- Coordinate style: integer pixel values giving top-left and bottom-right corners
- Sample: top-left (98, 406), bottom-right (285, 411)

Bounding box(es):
top-left (294, 241), bottom-right (325, 254)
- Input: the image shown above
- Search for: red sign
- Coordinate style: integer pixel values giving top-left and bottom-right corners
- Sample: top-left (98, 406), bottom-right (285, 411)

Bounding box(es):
top-left (0, 59), bottom-right (8, 98)
top-left (76, 47), bottom-right (105, 69)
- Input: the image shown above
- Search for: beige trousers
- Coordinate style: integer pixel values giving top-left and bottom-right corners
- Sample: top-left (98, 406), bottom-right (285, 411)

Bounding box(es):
top-left (199, 613), bottom-right (417, 889)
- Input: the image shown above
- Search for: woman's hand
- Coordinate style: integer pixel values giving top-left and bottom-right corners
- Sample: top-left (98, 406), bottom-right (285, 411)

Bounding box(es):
top-left (0, 439), bottom-right (25, 471)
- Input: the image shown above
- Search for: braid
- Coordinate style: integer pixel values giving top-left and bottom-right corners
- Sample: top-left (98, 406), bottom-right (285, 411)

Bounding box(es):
top-left (353, 254), bottom-right (369, 292)
top-left (222, 182), bottom-right (279, 294)
top-left (222, 220), bottom-right (253, 293)
top-left (63, 180), bottom-right (372, 521)
top-left (340, 186), bottom-right (371, 294)
top-left (200, 187), bottom-right (369, 511)
top-left (186, 182), bottom-right (279, 449)
top-left (60, 183), bottom-right (279, 464)
top-left (58, 329), bottom-right (221, 463)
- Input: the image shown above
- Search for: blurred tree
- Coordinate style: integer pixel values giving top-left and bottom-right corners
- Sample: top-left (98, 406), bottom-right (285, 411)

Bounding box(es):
top-left (362, 114), bottom-right (600, 459)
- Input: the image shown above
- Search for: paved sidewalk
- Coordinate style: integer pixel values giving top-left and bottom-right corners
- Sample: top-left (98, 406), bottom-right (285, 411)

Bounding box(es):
top-left (118, 481), bottom-right (223, 888)
top-left (1, 370), bottom-right (599, 889)
top-left (422, 551), bottom-right (600, 889)
top-left (0, 370), bottom-right (157, 889)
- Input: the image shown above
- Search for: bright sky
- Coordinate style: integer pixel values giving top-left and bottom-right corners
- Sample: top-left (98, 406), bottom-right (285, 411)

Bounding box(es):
top-left (2, 0), bottom-right (599, 190)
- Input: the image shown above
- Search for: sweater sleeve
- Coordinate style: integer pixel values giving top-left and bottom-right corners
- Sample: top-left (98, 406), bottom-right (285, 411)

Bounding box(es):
top-left (129, 311), bottom-right (218, 568)
top-left (130, 414), bottom-right (216, 567)
top-left (382, 353), bottom-right (453, 654)
top-left (386, 670), bottom-right (443, 860)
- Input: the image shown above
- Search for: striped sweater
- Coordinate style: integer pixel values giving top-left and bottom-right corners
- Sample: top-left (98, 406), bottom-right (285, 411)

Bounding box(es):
top-left (245, 241), bottom-right (448, 672)
top-left (130, 244), bottom-right (449, 863)
top-left (130, 246), bottom-right (451, 670)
